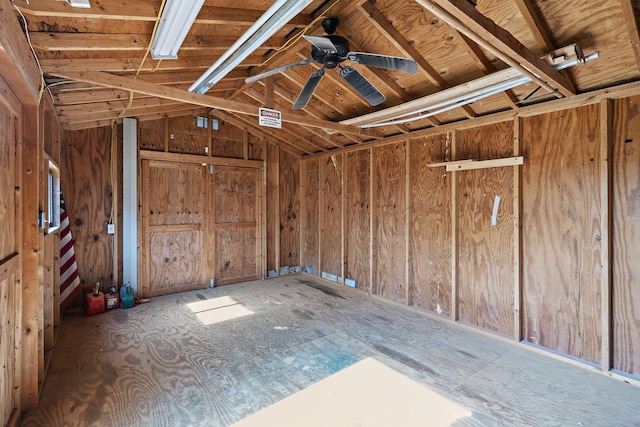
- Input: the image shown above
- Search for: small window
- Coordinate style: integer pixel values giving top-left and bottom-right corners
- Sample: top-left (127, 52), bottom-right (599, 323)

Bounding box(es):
top-left (47, 161), bottom-right (61, 233)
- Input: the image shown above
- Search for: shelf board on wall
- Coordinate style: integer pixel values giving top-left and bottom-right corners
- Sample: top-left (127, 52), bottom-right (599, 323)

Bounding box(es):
top-left (428, 156), bottom-right (523, 171)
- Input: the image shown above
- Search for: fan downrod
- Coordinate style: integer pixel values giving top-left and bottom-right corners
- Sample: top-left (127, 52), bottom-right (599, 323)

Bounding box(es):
top-left (322, 17), bottom-right (339, 35)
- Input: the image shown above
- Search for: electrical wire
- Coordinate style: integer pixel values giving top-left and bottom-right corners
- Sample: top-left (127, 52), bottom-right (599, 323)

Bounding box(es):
top-left (11, 0), bottom-right (48, 105)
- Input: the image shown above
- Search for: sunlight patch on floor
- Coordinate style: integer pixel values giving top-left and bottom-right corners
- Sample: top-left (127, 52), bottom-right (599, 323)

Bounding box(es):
top-left (186, 296), bottom-right (252, 325)
top-left (232, 357), bottom-right (471, 427)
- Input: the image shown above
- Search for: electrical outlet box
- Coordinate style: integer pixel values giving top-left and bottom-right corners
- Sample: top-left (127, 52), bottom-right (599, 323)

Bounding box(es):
top-left (107, 224), bottom-right (115, 234)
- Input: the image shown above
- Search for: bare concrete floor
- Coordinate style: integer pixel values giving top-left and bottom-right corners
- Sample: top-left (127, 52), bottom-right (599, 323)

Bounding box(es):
top-left (21, 276), bottom-right (640, 426)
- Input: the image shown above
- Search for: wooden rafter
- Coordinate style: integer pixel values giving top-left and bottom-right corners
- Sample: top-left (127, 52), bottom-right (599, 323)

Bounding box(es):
top-left (49, 70), bottom-right (380, 138)
top-left (414, 0), bottom-right (575, 97)
top-left (457, 34), bottom-right (519, 108)
top-left (358, 1), bottom-right (477, 119)
top-left (30, 33), bottom-right (287, 52)
top-left (513, 0), bottom-right (555, 51)
top-left (17, 1), bottom-right (310, 28)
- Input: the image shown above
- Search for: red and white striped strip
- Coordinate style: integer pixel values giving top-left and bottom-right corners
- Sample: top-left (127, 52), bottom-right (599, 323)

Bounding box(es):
top-left (60, 207), bottom-right (81, 311)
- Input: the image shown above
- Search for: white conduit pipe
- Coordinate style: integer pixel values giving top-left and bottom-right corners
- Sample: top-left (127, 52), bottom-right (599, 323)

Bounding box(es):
top-left (361, 52), bottom-right (599, 128)
top-left (189, 0), bottom-right (299, 93)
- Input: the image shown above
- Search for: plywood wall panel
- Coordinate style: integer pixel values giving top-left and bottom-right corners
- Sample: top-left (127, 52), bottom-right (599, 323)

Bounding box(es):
top-left (373, 143), bottom-right (407, 302)
top-left (0, 103), bottom-right (16, 259)
top-left (148, 229), bottom-right (203, 294)
top-left (215, 228), bottom-right (257, 282)
top-left (320, 154), bottom-right (342, 276)
top-left (213, 167), bottom-right (256, 224)
top-left (410, 135), bottom-right (451, 316)
top-left (147, 162), bottom-right (205, 226)
top-left (457, 122), bottom-right (515, 336)
top-left (61, 127), bottom-right (114, 291)
top-left (138, 118), bottom-right (165, 151)
top-left (522, 105), bottom-right (602, 364)
top-left (300, 158), bottom-right (320, 276)
top-left (167, 116), bottom-right (207, 155)
top-left (210, 121), bottom-right (245, 158)
top-left (612, 96), bottom-right (640, 375)
top-left (279, 149), bottom-right (300, 268)
top-left (345, 150), bottom-right (371, 291)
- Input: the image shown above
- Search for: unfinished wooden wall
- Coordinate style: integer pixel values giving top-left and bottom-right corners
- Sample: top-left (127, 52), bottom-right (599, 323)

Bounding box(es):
top-left (298, 95), bottom-right (640, 379)
top-left (612, 95), bottom-right (640, 376)
top-left (0, 78), bottom-right (20, 427)
top-left (409, 135), bottom-right (451, 315)
top-left (522, 105), bottom-right (602, 363)
top-left (457, 122), bottom-right (515, 336)
top-left (300, 158), bottom-right (320, 276)
top-left (279, 149), bottom-right (300, 269)
top-left (61, 126), bottom-right (114, 294)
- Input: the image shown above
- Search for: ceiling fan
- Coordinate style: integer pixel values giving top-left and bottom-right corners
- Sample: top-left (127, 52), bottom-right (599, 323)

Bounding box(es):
top-left (245, 18), bottom-right (419, 110)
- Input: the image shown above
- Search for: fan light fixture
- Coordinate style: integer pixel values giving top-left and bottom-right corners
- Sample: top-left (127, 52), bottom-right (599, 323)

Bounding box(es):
top-left (150, 0), bottom-right (206, 60)
top-left (189, 0), bottom-right (313, 94)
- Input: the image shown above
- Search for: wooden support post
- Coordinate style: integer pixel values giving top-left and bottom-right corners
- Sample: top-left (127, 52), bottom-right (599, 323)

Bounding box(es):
top-left (450, 131), bottom-right (459, 322)
top-left (163, 115), bottom-right (169, 152)
top-left (243, 129), bottom-right (249, 161)
top-left (318, 154), bottom-right (324, 278)
top-left (405, 138), bottom-right (412, 305)
top-left (341, 153), bottom-right (346, 286)
top-left (20, 103), bottom-right (41, 410)
top-left (514, 117), bottom-right (523, 341)
top-left (275, 147), bottom-right (281, 275)
top-left (600, 98), bottom-right (613, 371)
top-left (261, 138), bottom-right (267, 279)
top-left (369, 148), bottom-right (375, 295)
top-left (111, 125), bottom-right (120, 289)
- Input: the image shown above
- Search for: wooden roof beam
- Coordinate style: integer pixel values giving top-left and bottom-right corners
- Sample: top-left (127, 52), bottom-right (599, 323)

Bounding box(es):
top-left (17, 1), bottom-right (310, 29)
top-left (415, 0), bottom-right (575, 97)
top-left (358, 1), bottom-right (477, 119)
top-left (30, 33), bottom-right (288, 52)
top-left (49, 70), bottom-right (379, 138)
top-left (457, 34), bottom-right (519, 108)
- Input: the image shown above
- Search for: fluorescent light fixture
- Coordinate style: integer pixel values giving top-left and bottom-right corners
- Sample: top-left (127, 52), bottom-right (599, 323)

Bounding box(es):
top-left (150, 0), bottom-right (206, 60)
top-left (189, 0), bottom-right (313, 94)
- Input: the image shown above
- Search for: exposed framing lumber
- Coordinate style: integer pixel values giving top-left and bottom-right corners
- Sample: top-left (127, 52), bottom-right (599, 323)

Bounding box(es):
top-left (30, 33), bottom-right (287, 52)
top-left (414, 0), bottom-right (575, 97)
top-left (449, 131), bottom-right (459, 322)
top-left (358, 1), bottom-right (477, 119)
top-left (513, 0), bottom-right (555, 51)
top-left (600, 98), bottom-right (613, 371)
top-left (49, 71), bottom-right (378, 138)
top-left (0, 0), bottom-right (42, 103)
top-left (139, 150), bottom-right (264, 169)
top-left (620, 0), bottom-right (640, 69)
top-left (17, 2), bottom-right (310, 28)
top-left (437, 156), bottom-right (523, 171)
top-left (513, 117), bottom-right (523, 341)
top-left (210, 110), bottom-right (307, 157)
top-left (0, 253), bottom-right (20, 284)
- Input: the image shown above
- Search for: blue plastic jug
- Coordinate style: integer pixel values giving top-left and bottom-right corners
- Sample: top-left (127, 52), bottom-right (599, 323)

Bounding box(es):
top-left (120, 282), bottom-right (135, 309)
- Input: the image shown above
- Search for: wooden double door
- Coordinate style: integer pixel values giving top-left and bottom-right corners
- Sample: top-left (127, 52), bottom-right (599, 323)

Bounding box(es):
top-left (141, 160), bottom-right (263, 296)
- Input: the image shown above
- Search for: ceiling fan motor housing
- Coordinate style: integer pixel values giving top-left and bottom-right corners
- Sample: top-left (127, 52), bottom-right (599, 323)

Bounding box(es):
top-left (311, 35), bottom-right (350, 68)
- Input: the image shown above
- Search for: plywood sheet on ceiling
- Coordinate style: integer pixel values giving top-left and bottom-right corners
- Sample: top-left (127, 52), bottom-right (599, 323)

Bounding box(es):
top-left (612, 95), bottom-right (640, 376)
top-left (320, 154), bottom-right (342, 277)
top-left (409, 134), bottom-right (451, 316)
top-left (522, 105), bottom-right (602, 364)
top-left (373, 142), bottom-right (407, 302)
top-left (457, 121), bottom-right (515, 336)
top-left (345, 149), bottom-right (371, 292)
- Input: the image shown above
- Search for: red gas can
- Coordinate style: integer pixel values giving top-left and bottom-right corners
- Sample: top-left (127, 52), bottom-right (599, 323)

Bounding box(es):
top-left (85, 291), bottom-right (105, 316)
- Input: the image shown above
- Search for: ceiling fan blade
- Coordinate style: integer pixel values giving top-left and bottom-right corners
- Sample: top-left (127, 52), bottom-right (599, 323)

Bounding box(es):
top-left (339, 66), bottom-right (386, 106)
top-left (245, 59), bottom-right (316, 84)
top-left (293, 68), bottom-right (325, 110)
top-left (347, 52), bottom-right (418, 73)
top-left (303, 35), bottom-right (338, 53)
